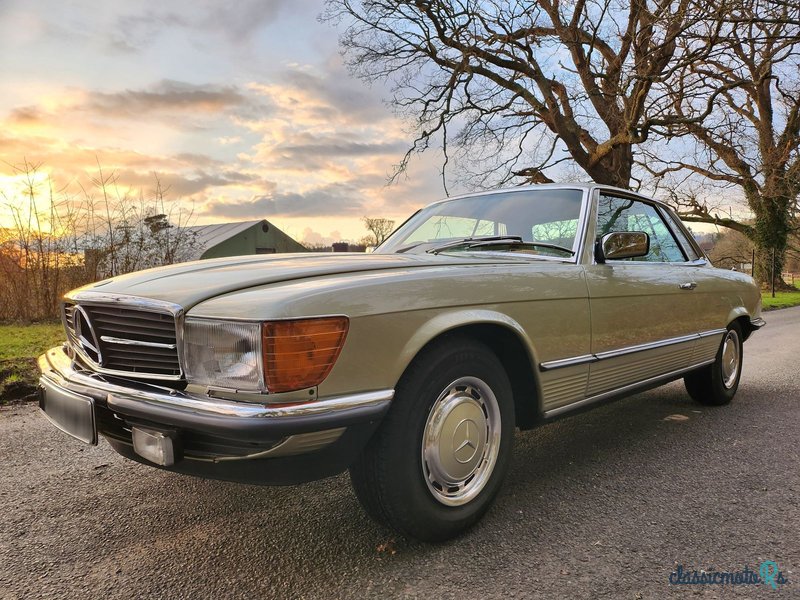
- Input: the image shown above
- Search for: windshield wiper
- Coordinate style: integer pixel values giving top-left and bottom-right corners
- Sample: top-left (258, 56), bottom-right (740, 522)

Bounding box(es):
top-left (394, 241), bottom-right (430, 253)
top-left (426, 235), bottom-right (523, 254)
top-left (427, 236), bottom-right (574, 256)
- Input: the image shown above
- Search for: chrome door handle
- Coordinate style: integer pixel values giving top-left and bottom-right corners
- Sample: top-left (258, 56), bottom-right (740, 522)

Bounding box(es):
top-left (678, 282), bottom-right (697, 290)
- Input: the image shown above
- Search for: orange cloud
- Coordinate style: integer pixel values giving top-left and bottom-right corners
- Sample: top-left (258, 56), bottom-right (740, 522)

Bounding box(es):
top-left (0, 64), bottom-right (444, 240)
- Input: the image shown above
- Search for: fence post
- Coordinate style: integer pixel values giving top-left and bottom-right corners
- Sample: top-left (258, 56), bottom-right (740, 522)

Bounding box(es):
top-left (771, 247), bottom-right (776, 298)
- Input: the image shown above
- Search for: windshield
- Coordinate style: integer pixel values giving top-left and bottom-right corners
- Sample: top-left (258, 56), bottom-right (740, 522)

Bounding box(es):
top-left (377, 188), bottom-right (585, 257)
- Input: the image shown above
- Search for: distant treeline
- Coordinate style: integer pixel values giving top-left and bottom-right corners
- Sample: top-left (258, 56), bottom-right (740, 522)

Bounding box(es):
top-left (0, 161), bottom-right (198, 322)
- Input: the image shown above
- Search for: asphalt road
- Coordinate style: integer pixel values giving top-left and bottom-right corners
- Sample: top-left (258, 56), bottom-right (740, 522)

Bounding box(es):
top-left (1, 307), bottom-right (798, 600)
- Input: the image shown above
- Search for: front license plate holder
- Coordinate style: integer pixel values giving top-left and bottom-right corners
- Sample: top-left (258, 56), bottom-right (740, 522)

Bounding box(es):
top-left (39, 379), bottom-right (97, 445)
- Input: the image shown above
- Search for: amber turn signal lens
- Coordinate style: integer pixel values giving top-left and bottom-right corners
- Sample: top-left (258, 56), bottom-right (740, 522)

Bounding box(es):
top-left (262, 317), bottom-right (349, 393)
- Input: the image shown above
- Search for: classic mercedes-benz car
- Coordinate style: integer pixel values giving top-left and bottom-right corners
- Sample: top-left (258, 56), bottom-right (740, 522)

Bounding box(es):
top-left (39, 184), bottom-right (763, 541)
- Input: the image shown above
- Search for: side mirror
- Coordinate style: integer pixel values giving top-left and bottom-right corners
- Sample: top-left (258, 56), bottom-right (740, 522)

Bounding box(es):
top-left (595, 231), bottom-right (650, 263)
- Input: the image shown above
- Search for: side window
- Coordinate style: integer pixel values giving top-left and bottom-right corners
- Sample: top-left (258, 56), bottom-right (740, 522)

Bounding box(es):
top-left (597, 195), bottom-right (687, 263)
top-left (662, 208), bottom-right (701, 261)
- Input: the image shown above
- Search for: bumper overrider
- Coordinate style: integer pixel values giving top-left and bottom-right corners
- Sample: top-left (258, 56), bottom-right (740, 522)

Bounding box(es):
top-left (38, 346), bottom-right (393, 485)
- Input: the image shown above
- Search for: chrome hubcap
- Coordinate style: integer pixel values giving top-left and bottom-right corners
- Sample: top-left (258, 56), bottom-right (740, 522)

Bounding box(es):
top-left (721, 329), bottom-right (740, 389)
top-left (421, 376), bottom-right (501, 506)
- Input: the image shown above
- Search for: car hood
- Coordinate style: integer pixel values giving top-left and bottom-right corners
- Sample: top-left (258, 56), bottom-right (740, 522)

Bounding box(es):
top-left (73, 252), bottom-right (520, 309)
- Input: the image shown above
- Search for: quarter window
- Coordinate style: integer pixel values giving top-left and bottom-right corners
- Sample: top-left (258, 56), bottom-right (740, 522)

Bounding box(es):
top-left (662, 208), bottom-right (701, 261)
top-left (597, 195), bottom-right (686, 263)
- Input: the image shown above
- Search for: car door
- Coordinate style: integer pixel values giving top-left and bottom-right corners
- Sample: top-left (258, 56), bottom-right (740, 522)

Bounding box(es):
top-left (584, 192), bottom-right (700, 398)
top-left (656, 205), bottom-right (732, 364)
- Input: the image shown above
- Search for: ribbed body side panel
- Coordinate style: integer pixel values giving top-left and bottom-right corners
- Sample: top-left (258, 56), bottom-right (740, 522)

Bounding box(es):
top-left (586, 342), bottom-right (693, 397)
top-left (540, 370), bottom-right (588, 410)
top-left (691, 333), bottom-right (723, 365)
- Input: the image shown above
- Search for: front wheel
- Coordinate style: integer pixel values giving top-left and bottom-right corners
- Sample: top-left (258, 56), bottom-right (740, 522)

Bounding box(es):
top-left (684, 322), bottom-right (743, 406)
top-left (349, 337), bottom-right (514, 542)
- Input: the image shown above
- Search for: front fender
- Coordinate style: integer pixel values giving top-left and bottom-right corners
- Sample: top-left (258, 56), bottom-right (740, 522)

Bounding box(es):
top-left (726, 305), bottom-right (751, 325)
top-left (394, 309), bottom-right (541, 385)
top-left (317, 307), bottom-right (548, 405)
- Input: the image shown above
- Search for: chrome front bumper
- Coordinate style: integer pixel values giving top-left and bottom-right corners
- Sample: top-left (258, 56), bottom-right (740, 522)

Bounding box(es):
top-left (38, 346), bottom-right (393, 479)
top-left (40, 345), bottom-right (392, 429)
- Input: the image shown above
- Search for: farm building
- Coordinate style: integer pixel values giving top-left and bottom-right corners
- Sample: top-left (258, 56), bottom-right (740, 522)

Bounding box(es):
top-left (186, 219), bottom-right (307, 260)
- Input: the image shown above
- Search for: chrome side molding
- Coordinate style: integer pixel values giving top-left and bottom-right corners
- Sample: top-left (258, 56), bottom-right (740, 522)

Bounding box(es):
top-left (538, 354), bottom-right (597, 371)
top-left (539, 328), bottom-right (726, 372)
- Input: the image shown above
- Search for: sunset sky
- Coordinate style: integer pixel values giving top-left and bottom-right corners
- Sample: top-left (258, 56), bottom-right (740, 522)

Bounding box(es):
top-left (0, 0), bottom-right (449, 244)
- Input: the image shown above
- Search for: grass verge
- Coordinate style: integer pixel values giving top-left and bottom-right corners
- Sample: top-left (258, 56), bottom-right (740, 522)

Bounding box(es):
top-left (762, 283), bottom-right (800, 311)
top-left (0, 322), bottom-right (65, 404)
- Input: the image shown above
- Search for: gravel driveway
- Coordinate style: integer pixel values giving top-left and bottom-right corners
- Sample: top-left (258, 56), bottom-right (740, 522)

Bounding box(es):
top-left (1, 307), bottom-right (798, 599)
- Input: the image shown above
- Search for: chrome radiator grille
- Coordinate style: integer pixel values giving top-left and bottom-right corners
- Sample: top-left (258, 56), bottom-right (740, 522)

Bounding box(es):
top-left (64, 302), bottom-right (182, 379)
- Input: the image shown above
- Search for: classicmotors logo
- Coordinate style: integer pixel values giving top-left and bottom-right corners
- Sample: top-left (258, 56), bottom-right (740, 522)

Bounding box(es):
top-left (669, 561), bottom-right (789, 589)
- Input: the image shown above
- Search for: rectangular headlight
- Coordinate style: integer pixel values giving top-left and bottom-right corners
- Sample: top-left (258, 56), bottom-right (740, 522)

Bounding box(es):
top-left (183, 318), bottom-right (264, 391)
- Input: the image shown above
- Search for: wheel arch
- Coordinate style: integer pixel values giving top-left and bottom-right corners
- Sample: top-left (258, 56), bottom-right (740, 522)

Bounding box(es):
top-left (726, 306), bottom-right (757, 341)
top-left (395, 311), bottom-right (543, 430)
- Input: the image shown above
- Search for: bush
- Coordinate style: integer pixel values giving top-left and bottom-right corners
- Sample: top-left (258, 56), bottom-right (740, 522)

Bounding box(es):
top-left (0, 161), bottom-right (198, 322)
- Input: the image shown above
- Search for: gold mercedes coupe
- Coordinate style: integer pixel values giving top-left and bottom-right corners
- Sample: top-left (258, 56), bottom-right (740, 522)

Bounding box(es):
top-left (39, 184), bottom-right (763, 541)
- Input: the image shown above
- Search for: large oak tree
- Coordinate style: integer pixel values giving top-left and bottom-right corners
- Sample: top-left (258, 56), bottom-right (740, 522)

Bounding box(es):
top-left (325, 0), bottom-right (727, 188)
top-left (327, 0), bottom-right (800, 286)
top-left (645, 0), bottom-right (800, 285)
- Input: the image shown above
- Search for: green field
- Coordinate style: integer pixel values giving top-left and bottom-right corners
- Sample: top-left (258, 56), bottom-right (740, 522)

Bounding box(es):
top-left (762, 283), bottom-right (800, 311)
top-left (0, 322), bottom-right (65, 360)
top-left (0, 322), bottom-right (65, 403)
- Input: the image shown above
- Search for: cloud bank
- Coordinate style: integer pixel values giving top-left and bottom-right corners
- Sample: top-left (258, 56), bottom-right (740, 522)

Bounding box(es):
top-left (0, 1), bottom-right (448, 239)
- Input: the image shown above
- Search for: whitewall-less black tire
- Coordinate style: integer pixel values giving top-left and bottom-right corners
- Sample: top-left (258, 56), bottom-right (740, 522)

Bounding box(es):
top-left (684, 322), bottom-right (743, 406)
top-left (349, 336), bottom-right (515, 542)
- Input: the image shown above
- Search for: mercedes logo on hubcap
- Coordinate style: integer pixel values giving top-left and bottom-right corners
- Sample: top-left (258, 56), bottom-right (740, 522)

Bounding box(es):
top-left (453, 418), bottom-right (480, 464)
top-left (74, 305), bottom-right (102, 365)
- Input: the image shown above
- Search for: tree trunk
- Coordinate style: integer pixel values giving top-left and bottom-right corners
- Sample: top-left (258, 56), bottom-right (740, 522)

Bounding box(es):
top-left (581, 143), bottom-right (634, 189)
top-left (751, 193), bottom-right (793, 290)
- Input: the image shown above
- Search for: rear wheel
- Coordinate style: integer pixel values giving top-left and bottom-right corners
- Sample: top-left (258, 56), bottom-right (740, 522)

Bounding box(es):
top-left (349, 337), bottom-right (514, 542)
top-left (684, 322), bottom-right (743, 406)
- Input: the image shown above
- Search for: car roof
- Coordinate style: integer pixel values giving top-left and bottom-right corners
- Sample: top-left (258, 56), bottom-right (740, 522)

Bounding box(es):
top-left (427, 183), bottom-right (668, 209)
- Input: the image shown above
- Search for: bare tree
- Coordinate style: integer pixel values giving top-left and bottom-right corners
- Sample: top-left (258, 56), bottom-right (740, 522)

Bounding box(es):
top-left (327, 1), bottom-right (800, 287)
top-left (643, 0), bottom-right (800, 287)
top-left (708, 229), bottom-right (754, 271)
top-left (0, 160), bottom-right (85, 321)
top-left (89, 175), bottom-right (198, 278)
top-left (0, 160), bottom-right (198, 321)
top-left (325, 0), bottom-right (729, 190)
top-left (362, 216), bottom-right (396, 245)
